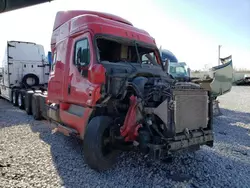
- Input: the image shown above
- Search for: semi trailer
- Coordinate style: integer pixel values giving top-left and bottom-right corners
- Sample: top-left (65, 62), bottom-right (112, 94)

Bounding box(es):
top-left (1, 10), bottom-right (233, 172)
top-left (0, 41), bottom-right (50, 109)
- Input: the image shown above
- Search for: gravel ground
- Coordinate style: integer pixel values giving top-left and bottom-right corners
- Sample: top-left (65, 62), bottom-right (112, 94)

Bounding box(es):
top-left (0, 86), bottom-right (250, 188)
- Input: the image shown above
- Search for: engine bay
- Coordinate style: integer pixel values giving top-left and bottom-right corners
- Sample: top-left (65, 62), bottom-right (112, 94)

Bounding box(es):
top-left (98, 62), bottom-right (213, 158)
top-left (95, 37), bottom-right (214, 158)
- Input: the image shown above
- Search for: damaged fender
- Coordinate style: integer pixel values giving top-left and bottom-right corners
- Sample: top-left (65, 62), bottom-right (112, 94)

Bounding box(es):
top-left (192, 55), bottom-right (233, 98)
top-left (120, 95), bottom-right (142, 142)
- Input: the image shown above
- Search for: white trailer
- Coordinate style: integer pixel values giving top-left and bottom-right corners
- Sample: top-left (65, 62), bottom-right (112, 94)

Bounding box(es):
top-left (0, 41), bottom-right (49, 111)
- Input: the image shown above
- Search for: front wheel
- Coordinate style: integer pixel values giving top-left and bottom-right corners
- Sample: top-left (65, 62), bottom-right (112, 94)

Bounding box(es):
top-left (83, 116), bottom-right (120, 171)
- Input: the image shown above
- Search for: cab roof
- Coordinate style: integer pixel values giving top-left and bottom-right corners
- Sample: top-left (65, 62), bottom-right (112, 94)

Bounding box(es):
top-left (51, 10), bottom-right (155, 47)
top-left (53, 10), bottom-right (133, 31)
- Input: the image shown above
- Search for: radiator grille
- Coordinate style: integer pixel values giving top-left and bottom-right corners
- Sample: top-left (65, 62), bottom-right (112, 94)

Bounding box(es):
top-left (173, 89), bottom-right (209, 133)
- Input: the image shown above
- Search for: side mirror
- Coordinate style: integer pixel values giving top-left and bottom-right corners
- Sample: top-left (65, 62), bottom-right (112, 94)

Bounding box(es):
top-left (76, 47), bottom-right (89, 67)
top-left (79, 61), bottom-right (87, 66)
top-left (76, 47), bottom-right (82, 65)
top-left (163, 58), bottom-right (169, 72)
top-left (89, 64), bottom-right (106, 84)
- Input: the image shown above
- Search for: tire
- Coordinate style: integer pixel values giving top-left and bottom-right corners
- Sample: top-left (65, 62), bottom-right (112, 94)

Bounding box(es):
top-left (17, 91), bottom-right (25, 110)
top-left (31, 93), bottom-right (42, 120)
top-left (12, 90), bottom-right (18, 106)
top-left (25, 91), bottom-right (34, 115)
top-left (83, 116), bottom-right (120, 171)
top-left (22, 74), bottom-right (39, 87)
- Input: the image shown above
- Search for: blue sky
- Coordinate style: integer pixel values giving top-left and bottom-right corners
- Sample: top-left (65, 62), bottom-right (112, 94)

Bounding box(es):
top-left (0, 0), bottom-right (249, 70)
top-left (158, 0), bottom-right (250, 49)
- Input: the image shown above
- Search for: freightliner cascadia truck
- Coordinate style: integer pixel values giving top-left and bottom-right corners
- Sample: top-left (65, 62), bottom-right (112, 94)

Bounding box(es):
top-left (1, 10), bottom-right (233, 171)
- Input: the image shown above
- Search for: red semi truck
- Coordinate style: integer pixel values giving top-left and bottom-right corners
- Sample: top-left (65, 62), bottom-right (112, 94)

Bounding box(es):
top-left (22, 10), bottom-right (214, 171)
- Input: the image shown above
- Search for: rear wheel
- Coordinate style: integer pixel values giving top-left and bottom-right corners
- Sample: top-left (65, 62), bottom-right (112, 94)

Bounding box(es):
top-left (83, 116), bottom-right (120, 171)
top-left (18, 92), bottom-right (25, 109)
top-left (22, 74), bottom-right (39, 87)
top-left (12, 90), bottom-right (18, 106)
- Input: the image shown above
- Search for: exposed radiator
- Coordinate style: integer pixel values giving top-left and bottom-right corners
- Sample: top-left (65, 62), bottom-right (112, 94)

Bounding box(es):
top-left (173, 89), bottom-right (209, 133)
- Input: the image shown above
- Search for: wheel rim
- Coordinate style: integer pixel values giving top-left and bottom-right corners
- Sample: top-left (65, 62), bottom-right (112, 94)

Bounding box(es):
top-left (101, 128), bottom-right (113, 156)
top-left (18, 94), bottom-right (22, 107)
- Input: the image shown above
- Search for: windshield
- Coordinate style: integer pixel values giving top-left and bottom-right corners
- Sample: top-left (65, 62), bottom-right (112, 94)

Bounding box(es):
top-left (169, 64), bottom-right (189, 77)
top-left (96, 37), bottom-right (160, 66)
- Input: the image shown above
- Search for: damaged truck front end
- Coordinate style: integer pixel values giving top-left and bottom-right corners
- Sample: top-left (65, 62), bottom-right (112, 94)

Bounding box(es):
top-left (103, 70), bottom-right (214, 159)
top-left (94, 36), bottom-right (214, 163)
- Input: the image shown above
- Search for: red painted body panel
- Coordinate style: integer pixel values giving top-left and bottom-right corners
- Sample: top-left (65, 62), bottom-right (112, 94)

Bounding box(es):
top-left (120, 95), bottom-right (142, 142)
top-left (59, 107), bottom-right (93, 138)
top-left (53, 10), bottom-right (133, 31)
top-left (47, 10), bottom-right (158, 137)
top-left (63, 32), bottom-right (101, 106)
top-left (47, 38), bottom-right (68, 103)
top-left (51, 12), bottom-right (154, 49)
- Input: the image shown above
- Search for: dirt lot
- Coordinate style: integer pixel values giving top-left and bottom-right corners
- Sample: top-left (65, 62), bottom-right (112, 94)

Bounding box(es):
top-left (0, 86), bottom-right (250, 188)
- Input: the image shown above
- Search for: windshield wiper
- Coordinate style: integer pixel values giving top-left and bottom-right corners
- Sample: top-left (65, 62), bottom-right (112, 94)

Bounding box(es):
top-left (134, 41), bottom-right (142, 67)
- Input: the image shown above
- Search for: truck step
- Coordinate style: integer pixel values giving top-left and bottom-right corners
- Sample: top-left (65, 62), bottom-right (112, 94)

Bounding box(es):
top-left (52, 121), bottom-right (79, 138)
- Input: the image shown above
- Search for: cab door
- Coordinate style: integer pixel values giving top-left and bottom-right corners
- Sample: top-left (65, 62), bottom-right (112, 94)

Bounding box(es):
top-left (65, 32), bottom-right (94, 106)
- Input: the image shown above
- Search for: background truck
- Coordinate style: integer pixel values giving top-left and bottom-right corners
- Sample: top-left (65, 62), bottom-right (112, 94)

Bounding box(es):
top-left (0, 41), bottom-right (50, 109)
top-left (159, 48), bottom-right (233, 99)
top-left (168, 62), bottom-right (191, 80)
top-left (159, 48), bottom-right (178, 63)
top-left (159, 49), bottom-right (191, 80)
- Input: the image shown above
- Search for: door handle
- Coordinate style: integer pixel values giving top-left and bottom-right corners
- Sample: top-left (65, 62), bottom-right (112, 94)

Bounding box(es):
top-left (68, 84), bottom-right (71, 95)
